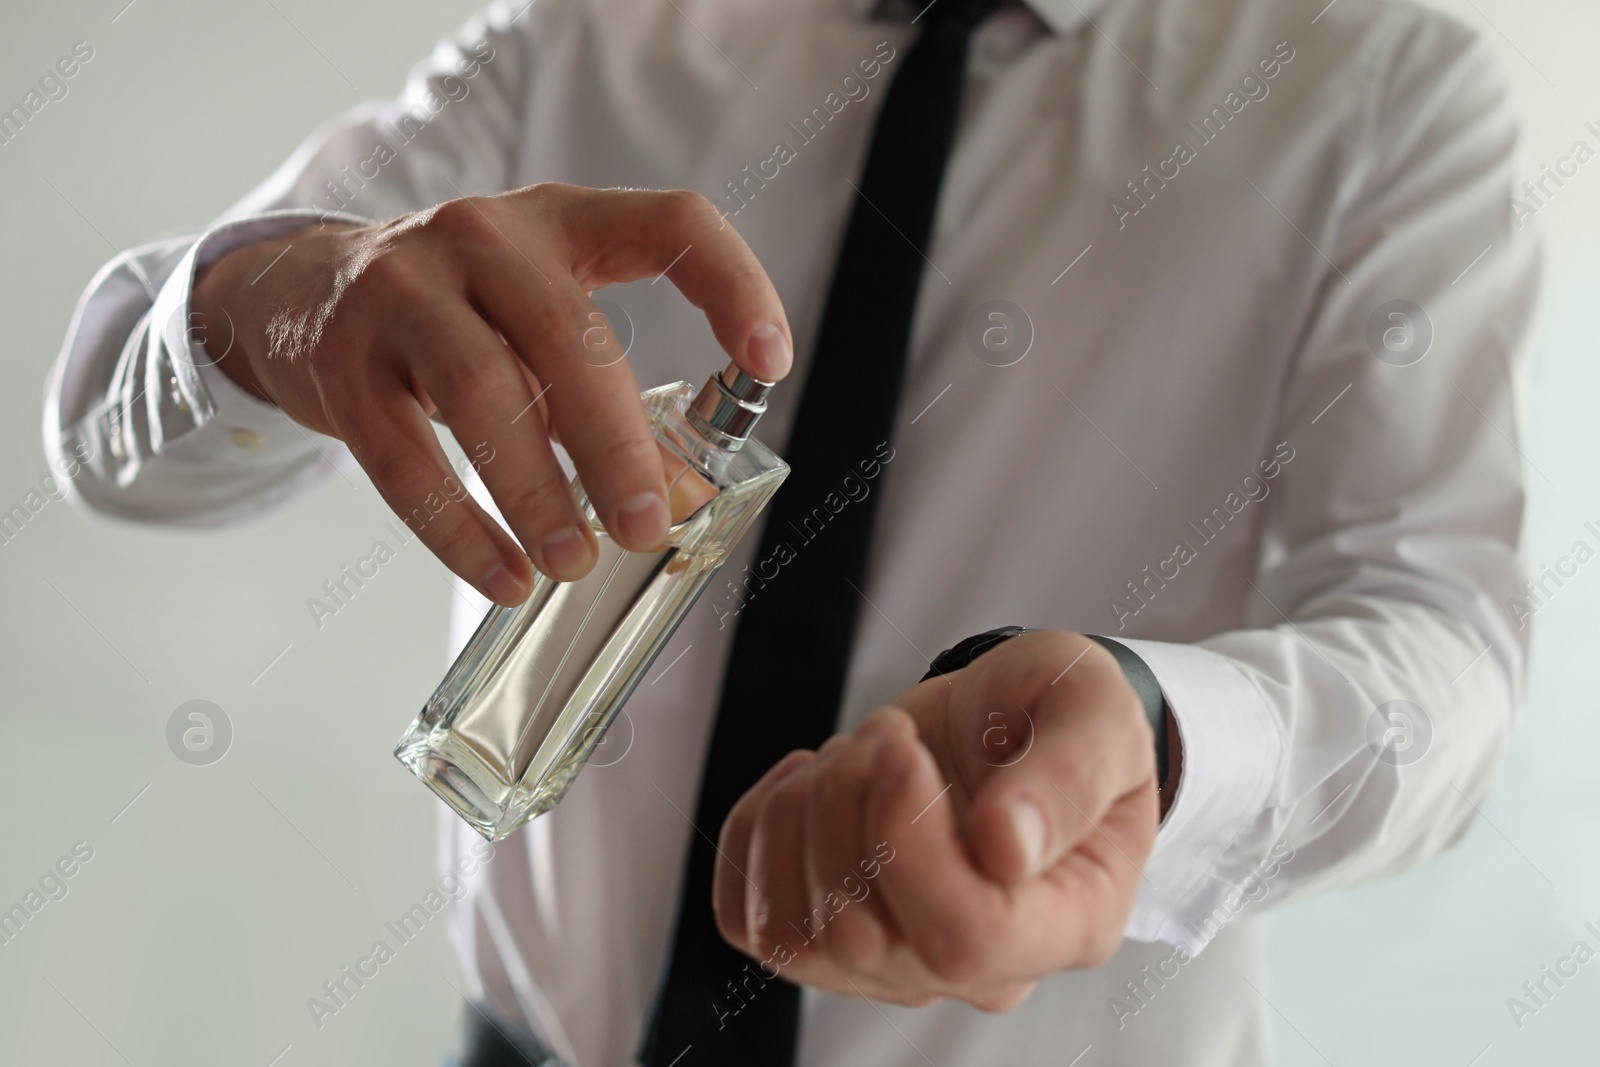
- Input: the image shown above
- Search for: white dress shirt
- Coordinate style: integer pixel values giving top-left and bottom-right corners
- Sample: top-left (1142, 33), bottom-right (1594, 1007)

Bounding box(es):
top-left (43, 0), bottom-right (1539, 1063)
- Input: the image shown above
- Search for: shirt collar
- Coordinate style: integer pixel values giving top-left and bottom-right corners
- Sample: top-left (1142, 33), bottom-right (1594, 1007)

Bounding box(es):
top-left (845, 0), bottom-right (1113, 36)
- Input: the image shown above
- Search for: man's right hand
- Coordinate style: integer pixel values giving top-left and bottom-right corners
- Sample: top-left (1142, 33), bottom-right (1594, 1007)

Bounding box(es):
top-left (191, 183), bottom-right (793, 605)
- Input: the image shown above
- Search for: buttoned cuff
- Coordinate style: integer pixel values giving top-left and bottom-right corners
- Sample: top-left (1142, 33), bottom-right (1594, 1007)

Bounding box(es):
top-left (1111, 637), bottom-right (1283, 956)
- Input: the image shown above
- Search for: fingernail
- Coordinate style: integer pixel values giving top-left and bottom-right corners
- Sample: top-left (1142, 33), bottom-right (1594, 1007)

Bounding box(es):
top-left (747, 322), bottom-right (791, 378)
top-left (536, 525), bottom-right (592, 579)
top-left (616, 491), bottom-right (669, 548)
top-left (1009, 797), bottom-right (1049, 878)
top-left (769, 749), bottom-right (813, 784)
top-left (483, 561), bottom-right (528, 605)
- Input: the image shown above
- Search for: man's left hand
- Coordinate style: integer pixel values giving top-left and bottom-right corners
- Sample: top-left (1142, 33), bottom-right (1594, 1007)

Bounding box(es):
top-left (713, 630), bottom-right (1161, 1011)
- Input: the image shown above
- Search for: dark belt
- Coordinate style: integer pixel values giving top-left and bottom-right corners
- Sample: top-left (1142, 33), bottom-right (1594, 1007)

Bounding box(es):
top-left (452, 1005), bottom-right (565, 1067)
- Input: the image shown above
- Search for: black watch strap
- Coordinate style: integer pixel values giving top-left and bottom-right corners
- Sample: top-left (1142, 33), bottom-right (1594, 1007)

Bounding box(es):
top-left (919, 626), bottom-right (1031, 681)
top-left (921, 627), bottom-right (1169, 786)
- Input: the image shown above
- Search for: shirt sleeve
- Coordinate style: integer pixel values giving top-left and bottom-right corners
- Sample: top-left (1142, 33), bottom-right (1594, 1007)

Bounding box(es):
top-left (1118, 21), bottom-right (1541, 956)
top-left (41, 0), bottom-right (536, 526)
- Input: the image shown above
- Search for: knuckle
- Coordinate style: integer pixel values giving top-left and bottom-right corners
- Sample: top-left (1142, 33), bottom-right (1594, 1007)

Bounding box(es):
top-left (969, 981), bottom-right (1036, 1013)
top-left (358, 443), bottom-right (430, 498)
top-left (533, 291), bottom-right (595, 351)
top-left (815, 733), bottom-right (852, 760)
top-left (585, 428), bottom-right (660, 483)
top-left (746, 905), bottom-right (779, 961)
top-left (428, 195), bottom-right (495, 238)
top-left (662, 187), bottom-right (721, 231)
top-left (516, 180), bottom-right (573, 208)
top-left (426, 351), bottom-right (487, 401)
top-left (429, 345), bottom-right (516, 404)
top-left (915, 913), bottom-right (989, 985)
top-left (515, 182), bottom-right (586, 236)
top-left (358, 244), bottom-right (411, 285)
top-left (721, 788), bottom-right (760, 846)
top-left (761, 771), bottom-right (809, 822)
top-left (817, 905), bottom-right (884, 973)
top-left (354, 252), bottom-right (438, 324)
top-left (743, 890), bottom-right (785, 963)
top-left (1079, 923), bottom-right (1123, 968)
top-left (421, 510), bottom-right (483, 563)
top-left (809, 762), bottom-right (851, 815)
top-left (728, 264), bottom-right (772, 305)
top-left (498, 470), bottom-right (574, 527)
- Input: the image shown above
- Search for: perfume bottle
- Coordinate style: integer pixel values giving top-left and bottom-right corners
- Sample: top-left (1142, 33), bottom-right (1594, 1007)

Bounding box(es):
top-left (395, 363), bottom-right (789, 841)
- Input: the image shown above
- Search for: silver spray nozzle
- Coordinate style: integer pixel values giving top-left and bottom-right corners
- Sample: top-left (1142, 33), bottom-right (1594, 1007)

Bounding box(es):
top-left (685, 361), bottom-right (773, 451)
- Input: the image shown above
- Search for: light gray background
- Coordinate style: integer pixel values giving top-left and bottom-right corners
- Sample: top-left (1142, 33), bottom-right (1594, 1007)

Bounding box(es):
top-left (0, 2), bottom-right (1594, 1065)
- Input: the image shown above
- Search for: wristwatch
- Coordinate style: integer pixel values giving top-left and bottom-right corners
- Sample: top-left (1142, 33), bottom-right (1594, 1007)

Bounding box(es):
top-left (921, 627), bottom-right (1170, 788)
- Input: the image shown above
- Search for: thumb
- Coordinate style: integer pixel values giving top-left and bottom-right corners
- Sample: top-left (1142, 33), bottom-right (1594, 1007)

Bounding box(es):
top-left (956, 637), bottom-right (1153, 883)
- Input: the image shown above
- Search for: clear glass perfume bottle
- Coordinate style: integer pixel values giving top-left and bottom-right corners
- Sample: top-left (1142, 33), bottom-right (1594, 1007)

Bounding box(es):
top-left (395, 363), bottom-right (789, 841)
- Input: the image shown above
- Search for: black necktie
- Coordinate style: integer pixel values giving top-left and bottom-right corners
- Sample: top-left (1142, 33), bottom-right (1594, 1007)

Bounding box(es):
top-left (639, 2), bottom-right (1000, 1064)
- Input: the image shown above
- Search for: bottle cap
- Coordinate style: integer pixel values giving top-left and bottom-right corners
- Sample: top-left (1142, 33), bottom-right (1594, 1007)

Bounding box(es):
top-left (686, 361), bottom-right (772, 451)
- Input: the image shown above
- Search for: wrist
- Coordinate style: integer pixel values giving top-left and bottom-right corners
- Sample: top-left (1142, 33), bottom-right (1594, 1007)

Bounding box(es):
top-left (189, 220), bottom-right (363, 406)
top-left (1082, 634), bottom-right (1166, 784)
top-left (191, 240), bottom-right (277, 403)
top-left (923, 626), bottom-right (1178, 817)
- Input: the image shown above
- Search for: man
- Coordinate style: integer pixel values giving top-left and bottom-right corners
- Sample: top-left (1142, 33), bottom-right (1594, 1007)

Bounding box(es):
top-left (44, 0), bottom-right (1537, 1063)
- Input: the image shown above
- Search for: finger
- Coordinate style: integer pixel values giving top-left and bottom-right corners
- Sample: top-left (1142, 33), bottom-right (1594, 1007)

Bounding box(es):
top-left (1058, 781), bottom-right (1160, 914)
top-left (744, 759), bottom-right (816, 963)
top-left (862, 714), bottom-right (1011, 990)
top-left (1023, 786), bottom-right (1159, 971)
top-left (558, 187), bottom-right (793, 381)
top-left (868, 721), bottom-right (1137, 984)
top-left (800, 734), bottom-right (893, 976)
top-left (714, 750), bottom-right (812, 955)
top-left (408, 305), bottom-right (597, 581)
top-left (336, 382), bottom-right (532, 605)
top-left (417, 334), bottom-right (552, 435)
top-left (960, 634), bottom-right (1156, 883)
top-left (470, 267), bottom-right (673, 553)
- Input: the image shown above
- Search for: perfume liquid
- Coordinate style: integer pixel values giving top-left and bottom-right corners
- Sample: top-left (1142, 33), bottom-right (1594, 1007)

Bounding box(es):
top-left (396, 370), bottom-right (788, 840)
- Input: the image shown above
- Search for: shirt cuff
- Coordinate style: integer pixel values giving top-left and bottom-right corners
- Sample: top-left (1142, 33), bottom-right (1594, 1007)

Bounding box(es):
top-left (151, 209), bottom-right (371, 456)
top-left (1111, 637), bottom-right (1283, 956)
